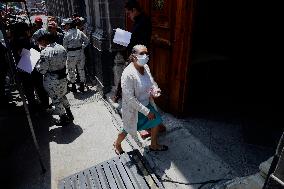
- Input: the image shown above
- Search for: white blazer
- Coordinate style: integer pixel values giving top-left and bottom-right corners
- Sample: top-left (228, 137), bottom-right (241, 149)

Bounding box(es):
top-left (121, 63), bottom-right (159, 135)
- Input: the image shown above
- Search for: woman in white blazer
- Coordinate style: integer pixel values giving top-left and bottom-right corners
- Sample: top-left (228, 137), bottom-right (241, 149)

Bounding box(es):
top-left (113, 45), bottom-right (168, 154)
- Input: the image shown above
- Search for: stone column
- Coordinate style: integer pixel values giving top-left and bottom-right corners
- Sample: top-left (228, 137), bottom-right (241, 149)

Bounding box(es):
top-left (70, 0), bottom-right (85, 17)
top-left (90, 0), bottom-right (125, 94)
top-left (84, 0), bottom-right (91, 24)
top-left (66, 0), bottom-right (73, 17)
top-left (213, 157), bottom-right (274, 189)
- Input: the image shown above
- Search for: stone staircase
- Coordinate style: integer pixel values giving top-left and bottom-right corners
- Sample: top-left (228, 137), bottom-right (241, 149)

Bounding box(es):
top-left (214, 157), bottom-right (273, 189)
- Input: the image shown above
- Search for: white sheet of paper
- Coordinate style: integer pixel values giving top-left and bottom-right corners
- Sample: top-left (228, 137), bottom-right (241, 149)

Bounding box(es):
top-left (30, 48), bottom-right (41, 66)
top-left (113, 28), bottom-right (132, 47)
top-left (17, 48), bottom-right (40, 74)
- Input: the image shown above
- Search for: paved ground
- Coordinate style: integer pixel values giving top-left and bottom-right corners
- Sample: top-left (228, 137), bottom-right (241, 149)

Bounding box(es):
top-left (139, 112), bottom-right (275, 188)
top-left (1, 87), bottom-right (134, 189)
top-left (1, 86), bottom-right (277, 189)
top-left (106, 91), bottom-right (277, 189)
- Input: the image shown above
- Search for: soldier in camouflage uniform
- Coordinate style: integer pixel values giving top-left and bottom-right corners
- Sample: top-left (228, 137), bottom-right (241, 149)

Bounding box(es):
top-left (61, 18), bottom-right (72, 34)
top-left (63, 19), bottom-right (89, 93)
top-left (36, 32), bottom-right (74, 125)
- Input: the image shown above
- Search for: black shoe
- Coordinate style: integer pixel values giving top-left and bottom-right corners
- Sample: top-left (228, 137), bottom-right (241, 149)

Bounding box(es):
top-left (79, 82), bottom-right (85, 93)
top-left (71, 83), bottom-right (77, 93)
top-left (65, 107), bottom-right (74, 121)
top-left (58, 114), bottom-right (72, 126)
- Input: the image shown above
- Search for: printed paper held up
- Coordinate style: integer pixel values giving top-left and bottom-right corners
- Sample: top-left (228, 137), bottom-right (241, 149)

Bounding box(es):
top-left (17, 48), bottom-right (40, 74)
top-left (113, 28), bottom-right (132, 47)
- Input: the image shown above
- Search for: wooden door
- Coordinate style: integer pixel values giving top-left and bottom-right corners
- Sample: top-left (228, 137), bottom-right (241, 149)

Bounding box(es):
top-left (128, 0), bottom-right (195, 115)
top-left (149, 0), bottom-right (173, 112)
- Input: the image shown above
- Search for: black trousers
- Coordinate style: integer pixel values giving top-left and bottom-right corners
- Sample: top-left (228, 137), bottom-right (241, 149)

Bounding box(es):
top-left (32, 70), bottom-right (49, 108)
top-left (19, 70), bottom-right (49, 109)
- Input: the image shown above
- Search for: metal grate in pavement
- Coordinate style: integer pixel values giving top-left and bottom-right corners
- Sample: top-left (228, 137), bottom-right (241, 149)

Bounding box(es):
top-left (58, 149), bottom-right (164, 189)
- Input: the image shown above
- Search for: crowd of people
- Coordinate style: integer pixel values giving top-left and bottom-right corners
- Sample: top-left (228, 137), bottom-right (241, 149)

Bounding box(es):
top-left (1, 0), bottom-right (168, 153)
top-left (0, 8), bottom-right (89, 125)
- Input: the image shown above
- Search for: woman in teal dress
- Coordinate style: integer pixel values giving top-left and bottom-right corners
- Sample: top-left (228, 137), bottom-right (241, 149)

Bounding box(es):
top-left (113, 45), bottom-right (168, 154)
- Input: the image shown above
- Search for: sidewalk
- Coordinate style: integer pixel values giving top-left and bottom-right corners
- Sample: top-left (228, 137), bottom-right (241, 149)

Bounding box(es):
top-left (138, 112), bottom-right (274, 188)
top-left (1, 87), bottom-right (274, 189)
top-left (106, 90), bottom-right (275, 189)
top-left (1, 87), bottom-right (135, 189)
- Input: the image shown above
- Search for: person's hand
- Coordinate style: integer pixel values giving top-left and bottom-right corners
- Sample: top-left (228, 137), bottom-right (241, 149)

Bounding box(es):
top-left (150, 88), bottom-right (161, 98)
top-left (147, 112), bottom-right (156, 120)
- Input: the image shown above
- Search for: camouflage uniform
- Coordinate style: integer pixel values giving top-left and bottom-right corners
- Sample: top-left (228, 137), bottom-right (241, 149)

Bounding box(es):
top-left (36, 42), bottom-right (70, 117)
top-left (63, 28), bottom-right (89, 85)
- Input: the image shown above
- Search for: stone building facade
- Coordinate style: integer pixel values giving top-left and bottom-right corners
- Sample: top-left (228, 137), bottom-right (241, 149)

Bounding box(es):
top-left (45, 0), bottom-right (73, 18)
top-left (45, 0), bottom-right (86, 18)
top-left (85, 0), bottom-right (125, 93)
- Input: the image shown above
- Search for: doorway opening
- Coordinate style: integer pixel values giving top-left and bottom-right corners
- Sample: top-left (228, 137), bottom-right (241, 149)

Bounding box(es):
top-left (187, 0), bottom-right (282, 147)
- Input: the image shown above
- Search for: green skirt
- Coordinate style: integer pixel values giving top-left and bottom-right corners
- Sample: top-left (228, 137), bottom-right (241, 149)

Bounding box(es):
top-left (122, 104), bottom-right (162, 133)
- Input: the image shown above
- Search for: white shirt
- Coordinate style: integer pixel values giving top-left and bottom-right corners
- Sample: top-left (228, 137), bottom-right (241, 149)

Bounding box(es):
top-left (133, 65), bottom-right (153, 106)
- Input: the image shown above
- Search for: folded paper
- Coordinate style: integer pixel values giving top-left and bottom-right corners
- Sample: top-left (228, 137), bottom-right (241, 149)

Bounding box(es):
top-left (113, 28), bottom-right (132, 47)
top-left (17, 48), bottom-right (40, 74)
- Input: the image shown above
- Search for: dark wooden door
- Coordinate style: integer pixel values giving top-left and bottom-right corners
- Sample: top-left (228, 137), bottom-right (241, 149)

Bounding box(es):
top-left (148, 0), bottom-right (173, 111)
top-left (127, 0), bottom-right (195, 115)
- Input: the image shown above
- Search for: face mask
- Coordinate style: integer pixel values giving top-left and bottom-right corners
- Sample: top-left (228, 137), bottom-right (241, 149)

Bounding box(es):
top-left (136, 54), bottom-right (149, 67)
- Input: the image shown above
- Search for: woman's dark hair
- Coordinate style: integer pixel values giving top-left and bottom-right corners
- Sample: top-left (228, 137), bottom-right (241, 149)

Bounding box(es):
top-left (12, 38), bottom-right (31, 52)
top-left (38, 32), bottom-right (57, 44)
top-left (125, 0), bottom-right (142, 12)
top-left (10, 22), bottom-right (30, 39)
top-left (46, 32), bottom-right (57, 43)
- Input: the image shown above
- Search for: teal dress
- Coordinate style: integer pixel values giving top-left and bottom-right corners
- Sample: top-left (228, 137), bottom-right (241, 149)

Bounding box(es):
top-left (121, 63), bottom-right (162, 134)
top-left (122, 103), bottom-right (162, 133)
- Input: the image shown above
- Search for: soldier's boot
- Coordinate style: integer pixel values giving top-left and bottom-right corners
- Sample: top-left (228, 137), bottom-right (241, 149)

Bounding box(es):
top-left (79, 82), bottom-right (85, 93)
top-left (65, 107), bottom-right (74, 121)
top-left (71, 83), bottom-right (77, 93)
top-left (58, 114), bottom-right (72, 126)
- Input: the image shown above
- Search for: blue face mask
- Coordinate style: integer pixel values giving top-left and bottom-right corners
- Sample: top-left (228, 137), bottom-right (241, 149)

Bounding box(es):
top-left (136, 54), bottom-right (149, 67)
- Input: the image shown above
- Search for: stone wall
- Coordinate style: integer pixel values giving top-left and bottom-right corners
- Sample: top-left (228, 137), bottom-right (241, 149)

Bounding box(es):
top-left (213, 157), bottom-right (273, 189)
top-left (85, 0), bottom-right (126, 94)
top-left (46, 0), bottom-right (83, 18)
top-left (46, 0), bottom-right (126, 93)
